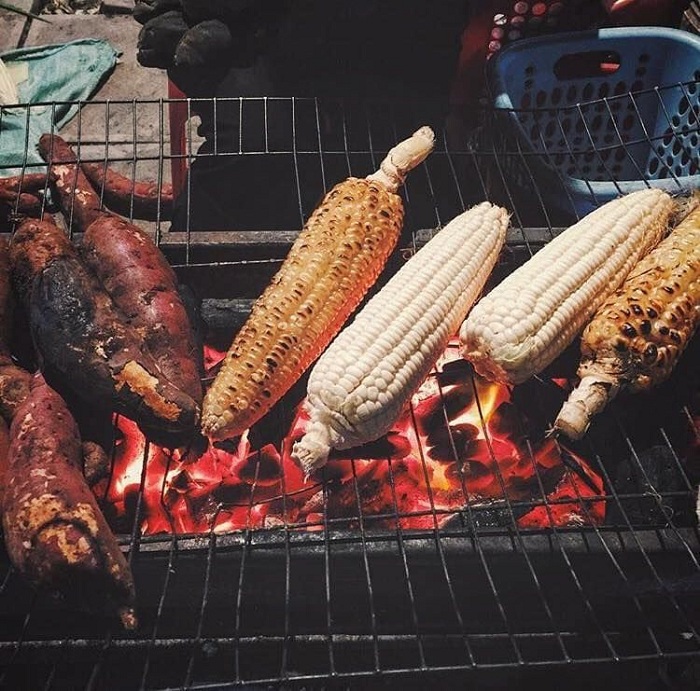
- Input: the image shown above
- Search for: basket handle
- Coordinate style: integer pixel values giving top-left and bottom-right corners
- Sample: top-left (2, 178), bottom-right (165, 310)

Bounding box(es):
top-left (553, 50), bottom-right (622, 80)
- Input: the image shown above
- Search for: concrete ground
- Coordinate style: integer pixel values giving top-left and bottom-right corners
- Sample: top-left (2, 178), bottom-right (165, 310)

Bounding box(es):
top-left (0, 1), bottom-right (179, 191)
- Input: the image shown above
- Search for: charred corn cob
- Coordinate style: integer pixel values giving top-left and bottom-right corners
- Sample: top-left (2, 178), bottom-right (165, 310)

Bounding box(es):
top-left (554, 199), bottom-right (700, 440)
top-left (201, 126), bottom-right (435, 441)
top-left (291, 202), bottom-right (510, 476)
top-left (459, 189), bottom-right (674, 386)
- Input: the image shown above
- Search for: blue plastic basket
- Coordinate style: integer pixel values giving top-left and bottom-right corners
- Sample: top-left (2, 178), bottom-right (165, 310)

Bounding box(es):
top-left (486, 27), bottom-right (700, 216)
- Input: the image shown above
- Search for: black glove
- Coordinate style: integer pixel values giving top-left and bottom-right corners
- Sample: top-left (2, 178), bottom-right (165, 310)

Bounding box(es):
top-left (134, 0), bottom-right (287, 96)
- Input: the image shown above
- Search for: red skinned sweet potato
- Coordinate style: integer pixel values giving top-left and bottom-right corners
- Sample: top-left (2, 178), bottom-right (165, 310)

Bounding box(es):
top-left (37, 136), bottom-right (202, 409)
top-left (39, 134), bottom-right (173, 223)
top-left (82, 439), bottom-right (111, 493)
top-left (2, 373), bottom-right (137, 628)
top-left (0, 415), bottom-right (9, 509)
top-left (80, 161), bottom-right (173, 221)
top-left (0, 237), bottom-right (32, 421)
top-left (0, 175), bottom-right (47, 220)
top-left (0, 173), bottom-right (48, 195)
top-left (0, 193), bottom-right (43, 217)
top-left (0, 235), bottom-right (14, 351)
top-left (80, 215), bottom-right (203, 407)
top-left (0, 356), bottom-right (33, 423)
top-left (38, 134), bottom-right (105, 231)
top-left (10, 218), bottom-right (199, 445)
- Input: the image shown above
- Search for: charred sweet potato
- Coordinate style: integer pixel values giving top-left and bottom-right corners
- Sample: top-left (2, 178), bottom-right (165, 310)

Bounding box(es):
top-left (2, 373), bottom-right (137, 628)
top-left (10, 218), bottom-right (199, 445)
top-left (37, 136), bottom-right (202, 409)
top-left (38, 134), bottom-right (106, 231)
top-left (80, 161), bottom-right (174, 221)
top-left (80, 215), bottom-right (203, 407)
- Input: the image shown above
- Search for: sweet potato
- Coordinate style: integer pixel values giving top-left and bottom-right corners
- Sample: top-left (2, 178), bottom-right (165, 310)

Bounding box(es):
top-left (0, 236), bottom-right (14, 351)
top-left (39, 134), bottom-right (173, 223)
top-left (0, 415), bottom-right (9, 509)
top-left (10, 218), bottom-right (200, 445)
top-left (82, 440), bottom-right (111, 492)
top-left (2, 373), bottom-right (137, 628)
top-left (80, 214), bottom-right (203, 407)
top-left (0, 357), bottom-right (33, 423)
top-left (0, 173), bottom-right (48, 195)
top-left (37, 134), bottom-right (105, 231)
top-left (0, 237), bottom-right (32, 421)
top-left (0, 193), bottom-right (43, 217)
top-left (80, 161), bottom-right (174, 221)
top-left (0, 173), bottom-right (48, 216)
top-left (37, 135), bottom-right (202, 409)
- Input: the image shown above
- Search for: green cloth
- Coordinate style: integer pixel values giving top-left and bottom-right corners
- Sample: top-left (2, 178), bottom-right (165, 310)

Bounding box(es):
top-left (0, 38), bottom-right (118, 176)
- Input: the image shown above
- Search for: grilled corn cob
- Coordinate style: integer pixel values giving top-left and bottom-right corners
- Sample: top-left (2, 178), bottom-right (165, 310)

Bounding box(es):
top-left (554, 199), bottom-right (700, 440)
top-left (291, 202), bottom-right (510, 476)
top-left (201, 126), bottom-right (435, 441)
top-left (459, 188), bottom-right (674, 386)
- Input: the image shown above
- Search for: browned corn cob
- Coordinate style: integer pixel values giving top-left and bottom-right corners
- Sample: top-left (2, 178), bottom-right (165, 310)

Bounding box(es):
top-left (201, 126), bottom-right (435, 441)
top-left (554, 198), bottom-right (700, 440)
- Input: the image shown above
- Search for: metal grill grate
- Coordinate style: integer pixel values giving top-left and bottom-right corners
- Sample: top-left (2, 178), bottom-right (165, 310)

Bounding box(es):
top-left (0, 94), bottom-right (699, 689)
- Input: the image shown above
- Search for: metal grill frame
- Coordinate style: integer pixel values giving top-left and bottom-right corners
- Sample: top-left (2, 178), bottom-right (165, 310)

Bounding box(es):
top-left (0, 92), bottom-right (699, 689)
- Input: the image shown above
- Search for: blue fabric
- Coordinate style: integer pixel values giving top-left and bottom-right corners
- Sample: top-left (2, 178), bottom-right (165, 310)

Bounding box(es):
top-left (0, 38), bottom-right (118, 176)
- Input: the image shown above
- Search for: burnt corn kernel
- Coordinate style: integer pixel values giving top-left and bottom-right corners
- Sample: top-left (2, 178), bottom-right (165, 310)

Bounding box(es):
top-left (643, 343), bottom-right (658, 361)
top-left (621, 322), bottom-right (637, 337)
top-left (562, 200), bottom-right (700, 441)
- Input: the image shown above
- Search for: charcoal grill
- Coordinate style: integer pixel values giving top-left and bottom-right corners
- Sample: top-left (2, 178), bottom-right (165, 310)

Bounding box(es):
top-left (0, 91), bottom-right (699, 690)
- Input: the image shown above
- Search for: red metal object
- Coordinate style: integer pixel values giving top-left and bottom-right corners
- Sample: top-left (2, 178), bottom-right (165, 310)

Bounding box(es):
top-left (167, 80), bottom-right (189, 198)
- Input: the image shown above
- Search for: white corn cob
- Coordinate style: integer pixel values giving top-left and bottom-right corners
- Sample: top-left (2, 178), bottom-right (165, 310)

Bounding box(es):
top-left (291, 202), bottom-right (509, 476)
top-left (458, 189), bottom-right (674, 386)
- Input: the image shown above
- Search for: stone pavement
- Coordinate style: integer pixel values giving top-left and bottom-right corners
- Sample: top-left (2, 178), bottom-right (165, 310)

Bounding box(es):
top-left (1, 1), bottom-right (177, 188)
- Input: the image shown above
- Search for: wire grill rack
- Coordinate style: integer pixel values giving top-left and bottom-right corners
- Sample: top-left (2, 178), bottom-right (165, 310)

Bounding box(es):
top-left (0, 94), bottom-right (699, 689)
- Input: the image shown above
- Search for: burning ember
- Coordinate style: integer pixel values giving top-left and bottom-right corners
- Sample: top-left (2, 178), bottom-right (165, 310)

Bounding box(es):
top-left (102, 341), bottom-right (605, 536)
